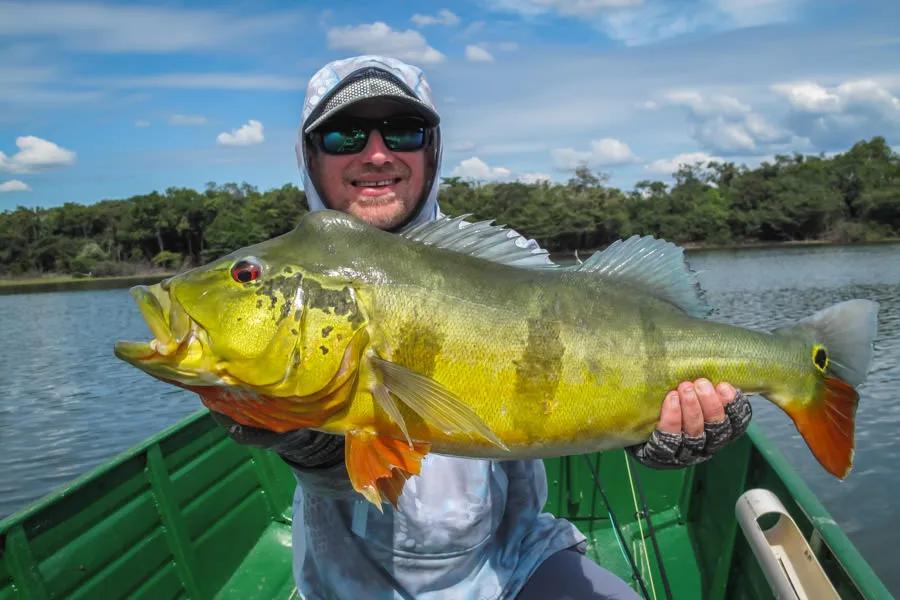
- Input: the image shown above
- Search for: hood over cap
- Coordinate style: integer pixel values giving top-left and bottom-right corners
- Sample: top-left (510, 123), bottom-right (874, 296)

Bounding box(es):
top-left (296, 55), bottom-right (442, 231)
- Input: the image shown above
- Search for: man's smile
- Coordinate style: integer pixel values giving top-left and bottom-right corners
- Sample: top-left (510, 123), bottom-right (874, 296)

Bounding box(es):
top-left (351, 177), bottom-right (402, 188)
top-left (349, 175), bottom-right (405, 198)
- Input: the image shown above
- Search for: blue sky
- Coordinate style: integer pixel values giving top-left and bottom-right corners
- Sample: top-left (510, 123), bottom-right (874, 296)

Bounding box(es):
top-left (1, 0), bottom-right (899, 210)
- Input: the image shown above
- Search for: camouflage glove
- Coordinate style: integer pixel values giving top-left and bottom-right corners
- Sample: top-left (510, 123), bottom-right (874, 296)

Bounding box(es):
top-left (209, 411), bottom-right (345, 470)
top-left (627, 390), bottom-right (752, 468)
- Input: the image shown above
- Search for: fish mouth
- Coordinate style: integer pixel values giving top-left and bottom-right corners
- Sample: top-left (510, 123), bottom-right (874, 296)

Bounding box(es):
top-left (115, 283), bottom-right (211, 383)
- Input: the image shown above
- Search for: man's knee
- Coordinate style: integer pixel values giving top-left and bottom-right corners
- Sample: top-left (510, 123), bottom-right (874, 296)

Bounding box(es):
top-left (518, 547), bottom-right (641, 600)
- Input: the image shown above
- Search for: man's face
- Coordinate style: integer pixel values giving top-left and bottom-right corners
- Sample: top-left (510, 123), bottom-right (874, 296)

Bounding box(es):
top-left (309, 105), bottom-right (427, 230)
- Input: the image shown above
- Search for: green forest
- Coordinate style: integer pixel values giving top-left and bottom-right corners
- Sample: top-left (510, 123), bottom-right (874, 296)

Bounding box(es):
top-left (2, 137), bottom-right (899, 278)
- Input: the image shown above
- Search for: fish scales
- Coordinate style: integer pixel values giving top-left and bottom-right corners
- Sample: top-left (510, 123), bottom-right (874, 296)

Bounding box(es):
top-left (351, 247), bottom-right (777, 458)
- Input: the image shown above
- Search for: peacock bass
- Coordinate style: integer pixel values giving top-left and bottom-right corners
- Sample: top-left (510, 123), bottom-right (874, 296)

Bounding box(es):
top-left (115, 210), bottom-right (879, 508)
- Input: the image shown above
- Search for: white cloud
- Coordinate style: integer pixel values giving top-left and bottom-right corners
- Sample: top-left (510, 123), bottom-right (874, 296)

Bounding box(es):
top-left (465, 45), bottom-right (495, 62)
top-left (773, 79), bottom-right (900, 148)
top-left (645, 151), bottom-right (723, 174)
top-left (487, 0), bottom-right (641, 18)
top-left (551, 138), bottom-right (638, 170)
top-left (107, 73), bottom-right (304, 91)
top-left (411, 9), bottom-right (460, 26)
top-left (169, 114), bottom-right (208, 126)
top-left (216, 120), bottom-right (264, 146)
top-left (0, 2), bottom-right (299, 53)
top-left (451, 157), bottom-right (512, 181)
top-left (712, 0), bottom-right (800, 28)
top-left (518, 172), bottom-right (551, 184)
top-left (655, 90), bottom-right (791, 155)
top-left (773, 82), bottom-right (841, 112)
top-left (486, 0), bottom-right (799, 46)
top-left (662, 90), bottom-right (750, 117)
top-left (327, 22), bottom-right (445, 64)
top-left (0, 136), bottom-right (76, 173)
top-left (0, 179), bottom-right (30, 192)
top-left (134, 119), bottom-right (150, 128)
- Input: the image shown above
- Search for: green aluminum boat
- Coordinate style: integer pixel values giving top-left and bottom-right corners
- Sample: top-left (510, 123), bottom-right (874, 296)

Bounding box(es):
top-left (0, 410), bottom-right (892, 599)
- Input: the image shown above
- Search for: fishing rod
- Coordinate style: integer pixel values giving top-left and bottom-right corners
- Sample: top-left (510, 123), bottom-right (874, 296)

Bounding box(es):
top-left (626, 454), bottom-right (674, 600)
top-left (581, 454), bottom-right (652, 600)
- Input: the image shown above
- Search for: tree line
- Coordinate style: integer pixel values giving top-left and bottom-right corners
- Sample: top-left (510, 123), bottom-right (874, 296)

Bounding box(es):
top-left (1, 137), bottom-right (898, 277)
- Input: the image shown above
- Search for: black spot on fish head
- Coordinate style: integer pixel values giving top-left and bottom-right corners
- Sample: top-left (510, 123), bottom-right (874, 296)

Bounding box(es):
top-left (319, 345), bottom-right (329, 355)
top-left (322, 326), bottom-right (333, 338)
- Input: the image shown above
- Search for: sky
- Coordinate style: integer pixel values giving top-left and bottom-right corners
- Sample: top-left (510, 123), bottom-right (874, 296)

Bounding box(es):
top-left (1, 0), bottom-right (899, 210)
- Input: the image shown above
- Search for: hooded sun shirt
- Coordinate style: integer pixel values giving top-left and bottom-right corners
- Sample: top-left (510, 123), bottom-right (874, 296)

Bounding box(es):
top-left (291, 55), bottom-right (585, 600)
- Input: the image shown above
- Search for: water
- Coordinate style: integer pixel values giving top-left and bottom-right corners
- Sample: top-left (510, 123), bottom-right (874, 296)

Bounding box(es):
top-left (1, 243), bottom-right (898, 592)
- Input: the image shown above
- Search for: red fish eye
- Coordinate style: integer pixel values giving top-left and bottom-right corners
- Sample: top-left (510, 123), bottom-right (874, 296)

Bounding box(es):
top-left (231, 260), bottom-right (261, 283)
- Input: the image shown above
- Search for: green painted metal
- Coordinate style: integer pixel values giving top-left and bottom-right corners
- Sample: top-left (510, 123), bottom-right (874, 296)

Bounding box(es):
top-left (0, 413), bottom-right (891, 599)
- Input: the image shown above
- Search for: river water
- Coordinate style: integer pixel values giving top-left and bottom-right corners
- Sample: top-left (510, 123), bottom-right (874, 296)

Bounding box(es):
top-left (1, 243), bottom-right (898, 592)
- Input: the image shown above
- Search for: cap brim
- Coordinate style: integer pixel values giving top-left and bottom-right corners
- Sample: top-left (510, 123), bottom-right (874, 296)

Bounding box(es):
top-left (304, 95), bottom-right (439, 134)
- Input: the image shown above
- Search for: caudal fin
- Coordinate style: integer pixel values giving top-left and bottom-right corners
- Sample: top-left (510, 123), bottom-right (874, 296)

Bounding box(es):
top-left (773, 299), bottom-right (878, 478)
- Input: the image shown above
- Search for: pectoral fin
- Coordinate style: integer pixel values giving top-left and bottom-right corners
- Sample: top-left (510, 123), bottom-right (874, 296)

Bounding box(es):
top-left (372, 382), bottom-right (413, 448)
top-left (345, 429), bottom-right (430, 509)
top-left (370, 356), bottom-right (508, 451)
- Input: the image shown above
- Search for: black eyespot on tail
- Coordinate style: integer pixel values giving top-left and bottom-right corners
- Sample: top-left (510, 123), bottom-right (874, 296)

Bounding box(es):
top-left (814, 347), bottom-right (828, 370)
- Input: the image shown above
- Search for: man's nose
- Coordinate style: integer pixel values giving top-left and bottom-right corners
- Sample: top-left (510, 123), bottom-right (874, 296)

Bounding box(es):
top-left (359, 130), bottom-right (393, 166)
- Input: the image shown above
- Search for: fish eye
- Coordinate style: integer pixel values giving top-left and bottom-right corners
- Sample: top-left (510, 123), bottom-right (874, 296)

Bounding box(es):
top-left (231, 258), bottom-right (263, 284)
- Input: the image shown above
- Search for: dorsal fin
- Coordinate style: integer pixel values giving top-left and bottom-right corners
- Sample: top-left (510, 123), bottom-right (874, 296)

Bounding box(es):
top-left (401, 214), bottom-right (558, 269)
top-left (576, 235), bottom-right (708, 317)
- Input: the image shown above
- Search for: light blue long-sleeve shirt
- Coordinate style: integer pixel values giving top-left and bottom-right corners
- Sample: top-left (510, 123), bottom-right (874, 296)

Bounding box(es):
top-left (291, 55), bottom-right (586, 600)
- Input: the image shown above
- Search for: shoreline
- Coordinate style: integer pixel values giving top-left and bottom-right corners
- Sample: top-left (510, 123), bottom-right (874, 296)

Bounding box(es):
top-left (3, 237), bottom-right (900, 295)
top-left (551, 236), bottom-right (900, 260)
top-left (0, 273), bottom-right (175, 295)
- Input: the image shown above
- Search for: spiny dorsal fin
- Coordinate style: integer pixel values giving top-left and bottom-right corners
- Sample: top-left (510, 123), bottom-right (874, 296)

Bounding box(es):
top-left (576, 235), bottom-right (709, 317)
top-left (402, 214), bottom-right (558, 269)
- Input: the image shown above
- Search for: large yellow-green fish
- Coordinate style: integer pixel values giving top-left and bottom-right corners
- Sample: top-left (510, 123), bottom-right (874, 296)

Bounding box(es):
top-left (115, 211), bottom-right (878, 508)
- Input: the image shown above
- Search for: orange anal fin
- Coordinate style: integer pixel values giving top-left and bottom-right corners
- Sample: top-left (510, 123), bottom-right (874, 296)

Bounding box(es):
top-left (345, 430), bottom-right (430, 510)
top-left (788, 377), bottom-right (858, 479)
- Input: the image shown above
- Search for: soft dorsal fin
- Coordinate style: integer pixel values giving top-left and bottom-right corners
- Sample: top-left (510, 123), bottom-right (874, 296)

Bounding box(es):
top-left (576, 235), bottom-right (708, 317)
top-left (401, 214), bottom-right (558, 269)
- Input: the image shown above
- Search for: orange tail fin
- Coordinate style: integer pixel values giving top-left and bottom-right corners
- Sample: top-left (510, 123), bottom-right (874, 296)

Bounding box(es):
top-left (345, 430), bottom-right (431, 509)
top-left (785, 377), bottom-right (858, 478)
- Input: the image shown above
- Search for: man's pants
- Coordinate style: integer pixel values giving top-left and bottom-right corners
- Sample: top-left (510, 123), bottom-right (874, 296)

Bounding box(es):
top-left (517, 546), bottom-right (641, 600)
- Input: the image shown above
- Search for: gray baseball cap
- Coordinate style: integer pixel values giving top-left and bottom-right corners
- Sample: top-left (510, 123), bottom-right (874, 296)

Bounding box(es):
top-left (303, 67), bottom-right (440, 134)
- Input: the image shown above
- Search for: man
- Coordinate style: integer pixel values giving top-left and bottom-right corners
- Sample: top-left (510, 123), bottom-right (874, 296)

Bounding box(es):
top-left (216, 55), bottom-right (752, 600)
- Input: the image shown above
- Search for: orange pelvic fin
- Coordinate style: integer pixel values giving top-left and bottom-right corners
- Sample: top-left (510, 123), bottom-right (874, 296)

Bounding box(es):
top-left (345, 430), bottom-right (430, 510)
top-left (786, 376), bottom-right (858, 479)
